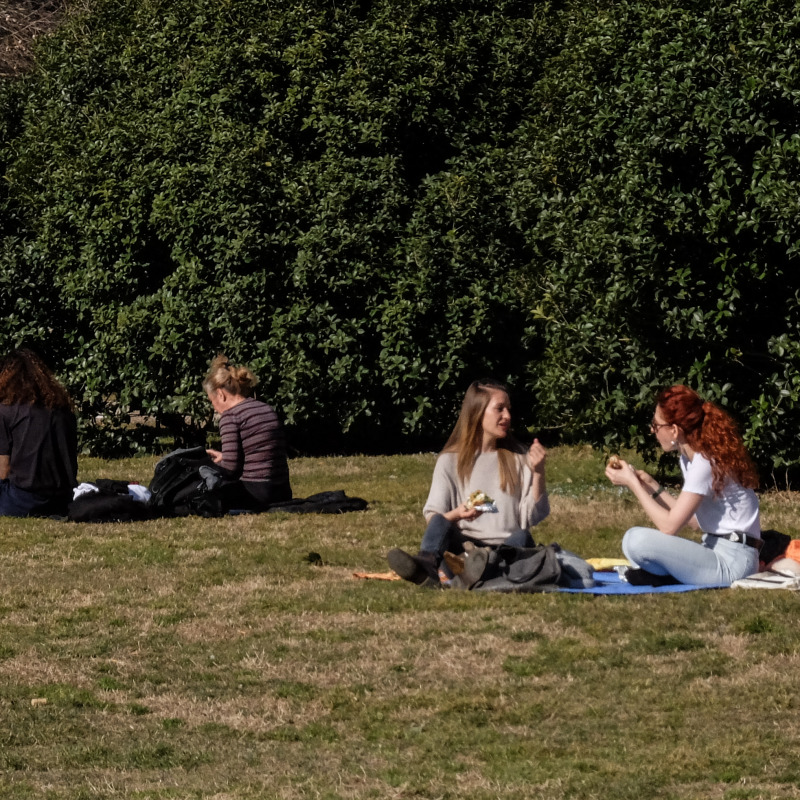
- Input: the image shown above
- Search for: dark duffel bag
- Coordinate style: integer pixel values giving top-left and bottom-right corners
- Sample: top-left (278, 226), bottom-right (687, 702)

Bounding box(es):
top-left (147, 447), bottom-right (226, 518)
top-left (447, 542), bottom-right (562, 593)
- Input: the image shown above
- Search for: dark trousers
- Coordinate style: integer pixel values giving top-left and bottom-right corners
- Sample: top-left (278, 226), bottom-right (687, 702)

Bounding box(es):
top-left (219, 479), bottom-right (293, 511)
top-left (0, 479), bottom-right (69, 517)
top-left (419, 513), bottom-right (534, 556)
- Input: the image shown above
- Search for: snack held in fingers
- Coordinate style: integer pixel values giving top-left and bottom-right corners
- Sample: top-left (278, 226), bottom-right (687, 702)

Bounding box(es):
top-left (466, 490), bottom-right (493, 509)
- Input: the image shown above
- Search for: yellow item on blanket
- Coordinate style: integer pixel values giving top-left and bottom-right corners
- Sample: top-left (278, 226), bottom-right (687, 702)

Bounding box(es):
top-left (586, 557), bottom-right (631, 571)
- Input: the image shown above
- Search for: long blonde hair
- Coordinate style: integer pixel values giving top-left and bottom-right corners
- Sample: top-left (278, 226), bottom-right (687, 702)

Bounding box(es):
top-left (442, 380), bottom-right (523, 494)
top-left (203, 354), bottom-right (258, 398)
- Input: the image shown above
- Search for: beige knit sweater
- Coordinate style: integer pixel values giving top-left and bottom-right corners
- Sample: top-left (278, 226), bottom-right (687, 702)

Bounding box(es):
top-left (422, 451), bottom-right (550, 546)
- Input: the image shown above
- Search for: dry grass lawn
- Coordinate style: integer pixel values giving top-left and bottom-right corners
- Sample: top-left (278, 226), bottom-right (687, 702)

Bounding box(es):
top-left (1, 448), bottom-right (799, 799)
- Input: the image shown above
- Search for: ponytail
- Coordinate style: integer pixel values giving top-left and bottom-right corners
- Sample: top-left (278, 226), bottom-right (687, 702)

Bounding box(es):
top-left (657, 385), bottom-right (758, 494)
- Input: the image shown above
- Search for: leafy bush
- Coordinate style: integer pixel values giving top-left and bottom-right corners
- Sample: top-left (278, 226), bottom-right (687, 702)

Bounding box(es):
top-left (0, 0), bottom-right (562, 454)
top-left (509, 0), bottom-right (800, 474)
top-left (2, 0), bottom-right (800, 474)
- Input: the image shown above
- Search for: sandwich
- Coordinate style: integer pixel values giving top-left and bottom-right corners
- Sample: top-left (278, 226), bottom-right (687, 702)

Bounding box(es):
top-left (465, 490), bottom-right (495, 510)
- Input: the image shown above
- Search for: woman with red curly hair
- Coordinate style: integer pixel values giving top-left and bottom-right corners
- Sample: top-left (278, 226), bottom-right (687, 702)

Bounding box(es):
top-left (0, 349), bottom-right (78, 517)
top-left (605, 385), bottom-right (760, 586)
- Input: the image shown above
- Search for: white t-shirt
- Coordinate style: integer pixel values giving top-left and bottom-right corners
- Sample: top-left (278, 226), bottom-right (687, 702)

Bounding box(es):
top-left (680, 453), bottom-right (760, 538)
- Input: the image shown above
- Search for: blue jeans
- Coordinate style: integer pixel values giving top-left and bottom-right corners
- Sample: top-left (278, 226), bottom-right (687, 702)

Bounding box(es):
top-left (622, 526), bottom-right (759, 587)
top-left (419, 514), bottom-right (533, 556)
top-left (0, 480), bottom-right (67, 517)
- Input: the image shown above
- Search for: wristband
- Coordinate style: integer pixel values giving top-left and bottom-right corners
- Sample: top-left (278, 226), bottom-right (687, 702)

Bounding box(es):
top-left (651, 485), bottom-right (665, 499)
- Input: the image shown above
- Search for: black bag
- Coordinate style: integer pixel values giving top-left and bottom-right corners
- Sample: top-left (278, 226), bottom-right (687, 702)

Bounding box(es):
top-left (68, 488), bottom-right (154, 523)
top-left (448, 542), bottom-right (562, 593)
top-left (147, 447), bottom-right (226, 517)
top-left (760, 529), bottom-right (792, 564)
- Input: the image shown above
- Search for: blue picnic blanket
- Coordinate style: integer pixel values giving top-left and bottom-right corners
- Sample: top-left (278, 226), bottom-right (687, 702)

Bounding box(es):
top-left (561, 571), bottom-right (724, 594)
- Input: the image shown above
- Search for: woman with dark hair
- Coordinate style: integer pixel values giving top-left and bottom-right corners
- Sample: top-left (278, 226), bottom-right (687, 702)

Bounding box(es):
top-left (388, 379), bottom-right (550, 586)
top-left (203, 354), bottom-right (292, 510)
top-left (605, 384), bottom-right (761, 586)
top-left (0, 349), bottom-right (78, 517)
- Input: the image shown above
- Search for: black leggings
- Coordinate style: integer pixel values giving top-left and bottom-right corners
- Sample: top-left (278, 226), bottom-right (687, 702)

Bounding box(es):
top-left (219, 479), bottom-right (292, 511)
top-left (419, 513), bottom-right (534, 556)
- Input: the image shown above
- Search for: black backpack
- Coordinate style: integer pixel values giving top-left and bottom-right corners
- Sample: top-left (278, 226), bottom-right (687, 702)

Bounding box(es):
top-left (147, 447), bottom-right (226, 517)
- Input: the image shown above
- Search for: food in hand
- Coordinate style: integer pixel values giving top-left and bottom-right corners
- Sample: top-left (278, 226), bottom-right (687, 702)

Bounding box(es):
top-left (607, 455), bottom-right (622, 469)
top-left (465, 490), bottom-right (494, 510)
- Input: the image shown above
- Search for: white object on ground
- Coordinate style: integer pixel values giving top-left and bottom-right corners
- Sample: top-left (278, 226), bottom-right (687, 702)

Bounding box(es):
top-left (73, 483), bottom-right (100, 500)
top-left (128, 484), bottom-right (152, 503)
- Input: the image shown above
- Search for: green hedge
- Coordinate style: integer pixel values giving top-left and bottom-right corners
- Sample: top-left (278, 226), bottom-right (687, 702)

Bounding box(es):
top-left (2, 0), bottom-right (800, 473)
top-left (511, 0), bottom-right (800, 473)
top-left (0, 0), bottom-right (563, 454)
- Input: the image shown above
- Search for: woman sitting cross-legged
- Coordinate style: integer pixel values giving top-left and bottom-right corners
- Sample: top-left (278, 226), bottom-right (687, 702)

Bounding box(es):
top-left (388, 379), bottom-right (550, 587)
top-left (204, 354), bottom-right (292, 511)
top-left (605, 384), bottom-right (761, 587)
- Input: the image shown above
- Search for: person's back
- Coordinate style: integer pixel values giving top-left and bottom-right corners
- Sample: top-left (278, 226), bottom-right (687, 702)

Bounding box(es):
top-left (203, 354), bottom-right (292, 510)
top-left (218, 396), bottom-right (290, 486)
top-left (0, 350), bottom-right (78, 517)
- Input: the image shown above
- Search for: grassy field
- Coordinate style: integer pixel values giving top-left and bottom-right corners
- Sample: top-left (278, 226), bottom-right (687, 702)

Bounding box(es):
top-left (1, 447), bottom-right (799, 799)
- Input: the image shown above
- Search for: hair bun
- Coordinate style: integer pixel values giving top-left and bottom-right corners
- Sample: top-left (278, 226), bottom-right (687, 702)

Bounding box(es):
top-left (204, 354), bottom-right (258, 398)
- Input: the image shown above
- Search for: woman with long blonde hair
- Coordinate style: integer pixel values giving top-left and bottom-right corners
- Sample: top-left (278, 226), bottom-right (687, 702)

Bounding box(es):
top-left (606, 385), bottom-right (760, 586)
top-left (388, 379), bottom-right (549, 586)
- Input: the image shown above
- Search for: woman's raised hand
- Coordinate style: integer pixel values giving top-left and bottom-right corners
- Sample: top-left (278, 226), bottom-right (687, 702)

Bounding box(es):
top-left (605, 457), bottom-right (630, 485)
top-left (604, 458), bottom-right (642, 489)
top-left (528, 438), bottom-right (547, 473)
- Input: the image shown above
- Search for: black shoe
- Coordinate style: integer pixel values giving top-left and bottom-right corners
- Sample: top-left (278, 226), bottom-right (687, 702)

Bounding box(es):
top-left (387, 548), bottom-right (440, 587)
top-left (625, 568), bottom-right (680, 586)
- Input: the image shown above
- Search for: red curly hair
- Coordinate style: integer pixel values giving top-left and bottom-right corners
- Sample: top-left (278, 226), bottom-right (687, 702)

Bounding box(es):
top-left (656, 385), bottom-right (758, 495)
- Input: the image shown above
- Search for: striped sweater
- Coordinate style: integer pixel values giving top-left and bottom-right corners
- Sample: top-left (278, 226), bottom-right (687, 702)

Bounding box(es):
top-left (217, 397), bottom-right (290, 485)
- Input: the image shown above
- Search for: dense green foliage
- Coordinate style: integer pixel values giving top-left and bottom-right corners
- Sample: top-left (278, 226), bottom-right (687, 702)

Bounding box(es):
top-left (0, 0), bottom-right (559, 453)
top-left (1, 0), bottom-right (799, 469)
top-left (511, 0), bottom-right (800, 473)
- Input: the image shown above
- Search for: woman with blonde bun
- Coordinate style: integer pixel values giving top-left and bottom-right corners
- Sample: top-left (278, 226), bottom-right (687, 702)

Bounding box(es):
top-left (605, 384), bottom-right (760, 586)
top-left (204, 354), bottom-right (291, 509)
